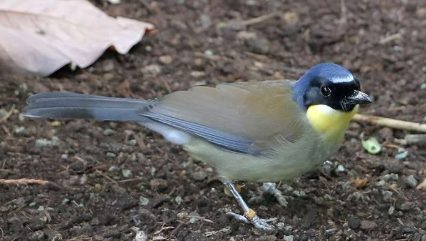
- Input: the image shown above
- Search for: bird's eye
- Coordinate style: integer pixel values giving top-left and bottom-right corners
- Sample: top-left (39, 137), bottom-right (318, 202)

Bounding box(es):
top-left (320, 86), bottom-right (332, 97)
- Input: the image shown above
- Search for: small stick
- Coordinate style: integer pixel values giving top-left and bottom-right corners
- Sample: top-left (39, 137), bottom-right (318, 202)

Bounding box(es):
top-left (0, 104), bottom-right (15, 122)
top-left (353, 114), bottom-right (426, 133)
top-left (379, 33), bottom-right (402, 44)
top-left (340, 0), bottom-right (347, 25)
top-left (404, 134), bottom-right (426, 144)
top-left (0, 178), bottom-right (49, 185)
top-left (217, 12), bottom-right (278, 29)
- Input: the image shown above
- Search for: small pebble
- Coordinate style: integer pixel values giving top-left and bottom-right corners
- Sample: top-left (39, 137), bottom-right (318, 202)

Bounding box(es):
top-left (199, 14), bottom-right (211, 29)
top-left (348, 216), bottom-right (360, 229)
top-left (141, 64), bottom-right (161, 75)
top-left (189, 217), bottom-right (199, 223)
top-left (360, 220), bottom-right (378, 230)
top-left (0, 109), bottom-right (7, 118)
top-left (103, 129), bottom-right (115, 136)
top-left (102, 60), bottom-right (115, 72)
top-left (175, 196), bottom-right (183, 205)
top-left (61, 154), bottom-right (69, 160)
top-left (18, 113), bottom-right (25, 122)
top-left (257, 235), bottom-right (277, 241)
top-left (399, 202), bottom-right (413, 211)
top-left (28, 230), bottom-right (45, 241)
top-left (237, 31), bottom-right (257, 39)
top-left (94, 184), bottom-right (102, 191)
top-left (177, 212), bottom-right (188, 219)
top-left (379, 127), bottom-right (394, 141)
top-left (277, 222), bottom-right (285, 229)
top-left (403, 175), bottom-right (418, 188)
top-left (381, 173), bottom-right (399, 182)
top-left (246, 38), bottom-right (270, 54)
top-left (35, 137), bottom-right (60, 147)
top-left (108, 166), bottom-right (119, 172)
top-left (204, 50), bottom-right (214, 56)
top-left (382, 190), bottom-right (394, 202)
top-left (129, 139), bottom-right (137, 146)
top-left (107, 0), bottom-right (121, 4)
top-left (14, 126), bottom-right (26, 134)
top-left (281, 11), bottom-right (300, 25)
top-left (139, 196), bottom-right (149, 206)
top-left (106, 152), bottom-right (116, 158)
top-left (284, 235), bottom-right (294, 241)
top-left (337, 165), bottom-right (345, 173)
top-left (388, 206), bottom-right (395, 215)
top-left (62, 198), bottom-right (70, 205)
top-left (121, 169), bottom-right (132, 178)
top-left (159, 55), bottom-right (173, 65)
top-left (395, 148), bottom-right (408, 159)
top-left (190, 71), bottom-right (205, 77)
top-left (192, 171), bottom-right (207, 181)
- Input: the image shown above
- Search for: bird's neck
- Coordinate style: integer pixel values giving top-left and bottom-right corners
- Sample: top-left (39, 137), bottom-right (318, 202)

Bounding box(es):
top-left (306, 105), bottom-right (358, 144)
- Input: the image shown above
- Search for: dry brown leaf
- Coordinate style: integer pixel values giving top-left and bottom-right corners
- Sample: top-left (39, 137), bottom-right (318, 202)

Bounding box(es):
top-left (351, 177), bottom-right (369, 189)
top-left (0, 0), bottom-right (154, 76)
top-left (416, 178), bottom-right (426, 190)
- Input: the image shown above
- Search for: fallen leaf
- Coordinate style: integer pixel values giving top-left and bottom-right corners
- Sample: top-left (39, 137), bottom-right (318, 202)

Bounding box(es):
top-left (416, 178), bottom-right (426, 190)
top-left (351, 177), bottom-right (369, 189)
top-left (0, 0), bottom-right (154, 76)
top-left (362, 137), bottom-right (382, 154)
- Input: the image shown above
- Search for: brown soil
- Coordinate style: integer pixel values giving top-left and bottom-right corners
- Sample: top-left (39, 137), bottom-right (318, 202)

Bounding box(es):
top-left (1, 0), bottom-right (426, 240)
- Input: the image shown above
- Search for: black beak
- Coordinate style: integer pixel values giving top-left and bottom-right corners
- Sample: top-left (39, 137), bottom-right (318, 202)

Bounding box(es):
top-left (345, 90), bottom-right (372, 105)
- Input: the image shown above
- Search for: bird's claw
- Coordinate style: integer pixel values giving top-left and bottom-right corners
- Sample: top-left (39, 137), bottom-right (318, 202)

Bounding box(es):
top-left (227, 212), bottom-right (276, 231)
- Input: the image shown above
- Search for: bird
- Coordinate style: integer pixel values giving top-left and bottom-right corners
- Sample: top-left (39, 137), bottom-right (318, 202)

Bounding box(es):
top-left (23, 63), bottom-right (372, 231)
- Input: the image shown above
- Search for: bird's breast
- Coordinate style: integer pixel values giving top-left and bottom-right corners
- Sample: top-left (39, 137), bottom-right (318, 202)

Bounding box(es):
top-left (306, 104), bottom-right (358, 144)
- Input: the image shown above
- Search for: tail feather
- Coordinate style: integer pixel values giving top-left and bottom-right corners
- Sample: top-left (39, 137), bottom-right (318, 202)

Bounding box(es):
top-left (24, 92), bottom-right (152, 122)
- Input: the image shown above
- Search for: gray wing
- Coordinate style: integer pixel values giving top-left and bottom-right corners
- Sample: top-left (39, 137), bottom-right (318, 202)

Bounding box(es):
top-left (141, 81), bottom-right (304, 155)
top-left (142, 111), bottom-right (256, 154)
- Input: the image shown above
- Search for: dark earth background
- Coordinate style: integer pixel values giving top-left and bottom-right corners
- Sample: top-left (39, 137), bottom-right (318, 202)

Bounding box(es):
top-left (1, 0), bottom-right (426, 240)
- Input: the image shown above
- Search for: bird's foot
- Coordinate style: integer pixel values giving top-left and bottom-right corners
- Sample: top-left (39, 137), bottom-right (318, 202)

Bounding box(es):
top-left (227, 211), bottom-right (276, 231)
top-left (261, 182), bottom-right (288, 207)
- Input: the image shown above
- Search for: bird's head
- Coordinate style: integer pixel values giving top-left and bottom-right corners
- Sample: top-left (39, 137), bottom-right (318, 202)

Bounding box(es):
top-left (293, 63), bottom-right (372, 112)
top-left (293, 63), bottom-right (372, 142)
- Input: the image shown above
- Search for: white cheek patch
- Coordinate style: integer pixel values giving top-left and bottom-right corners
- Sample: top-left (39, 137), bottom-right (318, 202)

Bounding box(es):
top-left (142, 122), bottom-right (191, 145)
top-left (331, 75), bottom-right (354, 83)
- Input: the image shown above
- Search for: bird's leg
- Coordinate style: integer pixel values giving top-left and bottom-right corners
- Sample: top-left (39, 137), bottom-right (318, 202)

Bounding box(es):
top-left (223, 181), bottom-right (276, 231)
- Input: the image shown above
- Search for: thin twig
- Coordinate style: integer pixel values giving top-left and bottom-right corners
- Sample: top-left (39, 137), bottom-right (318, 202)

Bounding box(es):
top-left (117, 177), bottom-right (145, 183)
top-left (160, 78), bottom-right (172, 94)
top-left (379, 33), bottom-right (402, 44)
top-left (95, 170), bottom-right (118, 185)
top-left (1, 125), bottom-right (11, 136)
top-left (217, 12), bottom-right (279, 29)
top-left (0, 105), bottom-right (15, 122)
top-left (340, 0), bottom-right (347, 25)
top-left (187, 215), bottom-right (214, 223)
top-left (0, 178), bottom-right (49, 185)
top-left (353, 114), bottom-right (426, 133)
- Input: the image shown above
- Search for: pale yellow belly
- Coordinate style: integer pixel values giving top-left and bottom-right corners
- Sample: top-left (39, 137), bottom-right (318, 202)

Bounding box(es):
top-left (183, 128), bottom-right (339, 182)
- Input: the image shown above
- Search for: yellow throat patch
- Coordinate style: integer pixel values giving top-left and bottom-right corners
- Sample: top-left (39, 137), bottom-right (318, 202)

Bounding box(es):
top-left (306, 104), bottom-right (359, 144)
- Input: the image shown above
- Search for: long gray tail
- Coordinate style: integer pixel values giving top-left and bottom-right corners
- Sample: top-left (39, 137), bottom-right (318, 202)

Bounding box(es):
top-left (23, 92), bottom-right (151, 122)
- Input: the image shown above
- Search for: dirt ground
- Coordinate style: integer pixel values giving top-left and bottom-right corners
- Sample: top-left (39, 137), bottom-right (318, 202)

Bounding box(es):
top-left (1, 0), bottom-right (426, 240)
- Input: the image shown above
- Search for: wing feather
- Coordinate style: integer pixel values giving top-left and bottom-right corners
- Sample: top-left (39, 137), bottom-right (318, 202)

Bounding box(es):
top-left (142, 81), bottom-right (304, 154)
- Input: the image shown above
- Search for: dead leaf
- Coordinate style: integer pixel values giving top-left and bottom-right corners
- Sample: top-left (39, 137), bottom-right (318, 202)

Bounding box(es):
top-left (0, 0), bottom-right (154, 76)
top-left (416, 178), bottom-right (426, 190)
top-left (117, 80), bottom-right (134, 98)
top-left (351, 177), bottom-right (369, 189)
